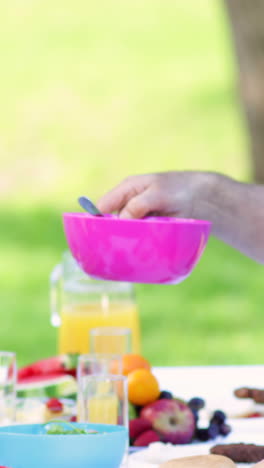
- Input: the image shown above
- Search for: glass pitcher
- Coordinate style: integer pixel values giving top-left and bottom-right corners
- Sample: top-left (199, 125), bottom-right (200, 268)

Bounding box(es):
top-left (50, 251), bottom-right (141, 355)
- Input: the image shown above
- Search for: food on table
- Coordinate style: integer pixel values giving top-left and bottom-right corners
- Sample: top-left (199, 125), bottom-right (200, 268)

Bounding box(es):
top-left (44, 421), bottom-right (100, 435)
top-left (45, 398), bottom-right (64, 421)
top-left (194, 407), bottom-right (230, 442)
top-left (17, 374), bottom-right (77, 399)
top-left (18, 355), bottom-right (78, 399)
top-left (16, 398), bottom-right (75, 424)
top-left (187, 397), bottom-right (205, 425)
top-left (129, 418), bottom-right (152, 443)
top-left (188, 397), bottom-right (205, 412)
top-left (18, 355), bottom-right (78, 380)
top-left (140, 399), bottom-right (195, 444)
top-left (134, 429), bottom-right (161, 447)
top-left (159, 391), bottom-right (173, 400)
top-left (129, 389), bottom-right (231, 447)
top-left (210, 443), bottom-right (264, 463)
top-left (122, 354), bottom-right (151, 376)
top-left (234, 387), bottom-right (264, 404)
top-left (128, 369), bottom-right (160, 406)
top-left (159, 454), bottom-right (236, 468)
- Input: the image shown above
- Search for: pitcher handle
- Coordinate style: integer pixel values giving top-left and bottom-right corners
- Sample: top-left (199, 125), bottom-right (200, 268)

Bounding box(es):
top-left (50, 264), bottom-right (62, 327)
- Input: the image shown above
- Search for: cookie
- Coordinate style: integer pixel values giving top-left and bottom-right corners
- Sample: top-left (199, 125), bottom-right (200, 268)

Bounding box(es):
top-left (211, 443), bottom-right (264, 463)
top-left (159, 454), bottom-right (236, 468)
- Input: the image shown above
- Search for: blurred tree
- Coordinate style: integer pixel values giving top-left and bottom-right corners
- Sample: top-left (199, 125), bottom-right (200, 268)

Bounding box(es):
top-left (225, 0), bottom-right (264, 182)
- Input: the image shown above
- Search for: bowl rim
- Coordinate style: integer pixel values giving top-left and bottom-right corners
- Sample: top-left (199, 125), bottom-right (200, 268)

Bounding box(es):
top-left (0, 423), bottom-right (128, 438)
top-left (63, 212), bottom-right (212, 227)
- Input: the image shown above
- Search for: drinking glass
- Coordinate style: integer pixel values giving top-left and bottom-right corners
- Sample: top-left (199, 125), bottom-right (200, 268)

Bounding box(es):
top-left (77, 354), bottom-right (123, 378)
top-left (90, 327), bottom-right (132, 355)
top-left (0, 352), bottom-right (16, 424)
top-left (77, 374), bottom-right (128, 428)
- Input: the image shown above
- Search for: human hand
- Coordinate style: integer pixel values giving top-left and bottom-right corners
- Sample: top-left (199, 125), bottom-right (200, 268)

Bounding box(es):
top-left (97, 171), bottom-right (215, 219)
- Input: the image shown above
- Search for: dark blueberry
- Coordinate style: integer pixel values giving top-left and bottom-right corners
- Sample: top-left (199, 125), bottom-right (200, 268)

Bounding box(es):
top-left (219, 423), bottom-right (232, 436)
top-left (195, 428), bottom-right (210, 442)
top-left (159, 390), bottom-right (173, 400)
top-left (210, 410), bottom-right (226, 426)
top-left (191, 409), bottom-right (199, 425)
top-left (188, 397), bottom-right (205, 412)
top-left (208, 422), bottom-right (220, 439)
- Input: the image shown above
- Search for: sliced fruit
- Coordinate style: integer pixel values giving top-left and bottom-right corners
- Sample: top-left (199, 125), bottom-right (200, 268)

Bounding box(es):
top-left (18, 354), bottom-right (78, 382)
top-left (122, 354), bottom-right (151, 376)
top-left (17, 374), bottom-right (77, 399)
top-left (128, 369), bottom-right (160, 406)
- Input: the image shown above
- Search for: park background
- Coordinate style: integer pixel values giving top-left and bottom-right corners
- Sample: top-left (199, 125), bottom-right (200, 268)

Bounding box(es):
top-left (1, 0), bottom-right (263, 367)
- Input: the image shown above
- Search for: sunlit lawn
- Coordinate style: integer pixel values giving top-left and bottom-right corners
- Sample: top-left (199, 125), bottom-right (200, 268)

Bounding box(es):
top-left (1, 0), bottom-right (261, 367)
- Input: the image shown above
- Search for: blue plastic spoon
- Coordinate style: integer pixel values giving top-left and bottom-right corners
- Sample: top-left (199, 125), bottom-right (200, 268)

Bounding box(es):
top-left (78, 196), bottom-right (103, 216)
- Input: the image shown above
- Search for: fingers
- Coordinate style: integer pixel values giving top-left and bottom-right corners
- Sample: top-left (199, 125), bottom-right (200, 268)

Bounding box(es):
top-left (97, 175), bottom-right (152, 214)
top-left (119, 188), bottom-right (164, 219)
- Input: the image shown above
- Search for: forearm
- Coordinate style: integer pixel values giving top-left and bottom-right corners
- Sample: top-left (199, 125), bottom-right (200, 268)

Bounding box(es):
top-left (194, 173), bottom-right (264, 263)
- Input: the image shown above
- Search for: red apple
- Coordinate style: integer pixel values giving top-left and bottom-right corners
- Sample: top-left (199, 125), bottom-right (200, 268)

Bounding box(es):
top-left (141, 398), bottom-right (195, 444)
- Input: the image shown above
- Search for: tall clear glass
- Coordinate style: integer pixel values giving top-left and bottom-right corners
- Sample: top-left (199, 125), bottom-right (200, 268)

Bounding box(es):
top-left (77, 374), bottom-right (128, 428)
top-left (77, 354), bottom-right (123, 377)
top-left (0, 352), bottom-right (16, 424)
top-left (50, 251), bottom-right (140, 354)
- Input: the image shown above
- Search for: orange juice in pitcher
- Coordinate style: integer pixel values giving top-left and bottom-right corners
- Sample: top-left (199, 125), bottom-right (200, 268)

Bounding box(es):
top-left (50, 252), bottom-right (141, 354)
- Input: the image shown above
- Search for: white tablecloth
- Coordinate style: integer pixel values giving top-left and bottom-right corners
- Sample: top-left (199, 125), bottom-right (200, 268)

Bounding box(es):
top-left (127, 365), bottom-right (264, 468)
top-left (152, 365), bottom-right (264, 416)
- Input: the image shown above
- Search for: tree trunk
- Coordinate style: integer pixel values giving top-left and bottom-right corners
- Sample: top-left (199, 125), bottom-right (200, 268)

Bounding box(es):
top-left (225, 0), bottom-right (264, 183)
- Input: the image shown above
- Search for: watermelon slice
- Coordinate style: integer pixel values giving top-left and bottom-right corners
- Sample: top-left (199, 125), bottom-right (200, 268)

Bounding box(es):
top-left (18, 354), bottom-right (78, 381)
top-left (17, 355), bottom-right (79, 399)
top-left (17, 373), bottom-right (77, 399)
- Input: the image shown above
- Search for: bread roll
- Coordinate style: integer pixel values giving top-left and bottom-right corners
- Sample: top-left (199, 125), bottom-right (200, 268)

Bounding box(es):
top-left (159, 454), bottom-right (236, 468)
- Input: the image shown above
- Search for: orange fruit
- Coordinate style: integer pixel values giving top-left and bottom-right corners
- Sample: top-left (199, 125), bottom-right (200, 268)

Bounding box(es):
top-left (122, 354), bottom-right (151, 376)
top-left (127, 369), bottom-right (160, 406)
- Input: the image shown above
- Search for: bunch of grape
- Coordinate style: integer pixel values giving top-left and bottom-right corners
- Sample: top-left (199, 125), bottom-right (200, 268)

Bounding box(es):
top-left (188, 397), bottom-right (231, 442)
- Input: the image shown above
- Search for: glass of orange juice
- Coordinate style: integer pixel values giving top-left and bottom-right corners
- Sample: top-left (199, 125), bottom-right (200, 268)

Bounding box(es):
top-left (77, 373), bottom-right (128, 427)
top-left (50, 251), bottom-right (141, 355)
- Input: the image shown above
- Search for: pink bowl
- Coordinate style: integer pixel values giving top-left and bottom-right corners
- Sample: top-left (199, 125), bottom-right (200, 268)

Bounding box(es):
top-left (63, 213), bottom-right (211, 284)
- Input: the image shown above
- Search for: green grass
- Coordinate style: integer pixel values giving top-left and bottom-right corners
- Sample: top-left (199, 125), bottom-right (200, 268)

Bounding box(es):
top-left (0, 0), bottom-right (261, 367)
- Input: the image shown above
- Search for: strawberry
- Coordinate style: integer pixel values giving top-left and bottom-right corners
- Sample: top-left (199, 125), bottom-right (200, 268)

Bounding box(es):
top-left (133, 429), bottom-right (160, 447)
top-left (129, 418), bottom-right (152, 442)
top-left (46, 398), bottom-right (63, 413)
